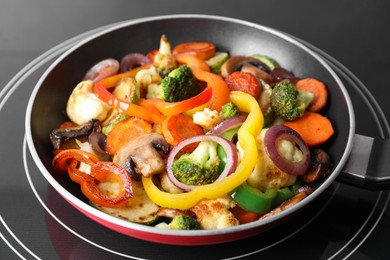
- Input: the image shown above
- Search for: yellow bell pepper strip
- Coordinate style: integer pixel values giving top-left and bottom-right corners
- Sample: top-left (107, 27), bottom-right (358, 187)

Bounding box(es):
top-left (93, 64), bottom-right (165, 125)
top-left (142, 91), bottom-right (264, 209)
top-left (174, 53), bottom-right (230, 111)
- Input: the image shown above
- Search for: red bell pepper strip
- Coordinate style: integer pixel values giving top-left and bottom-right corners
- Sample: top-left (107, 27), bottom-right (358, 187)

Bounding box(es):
top-left (141, 87), bottom-right (212, 116)
top-left (174, 53), bottom-right (230, 111)
top-left (93, 65), bottom-right (165, 125)
top-left (52, 149), bottom-right (99, 175)
top-left (52, 149), bottom-right (133, 208)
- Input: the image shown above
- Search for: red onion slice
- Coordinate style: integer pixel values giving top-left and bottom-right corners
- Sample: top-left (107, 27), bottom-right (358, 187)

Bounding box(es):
top-left (264, 125), bottom-right (310, 176)
top-left (209, 115), bottom-right (246, 135)
top-left (88, 131), bottom-right (107, 156)
top-left (83, 58), bottom-right (120, 83)
top-left (120, 53), bottom-right (150, 72)
top-left (167, 135), bottom-right (238, 191)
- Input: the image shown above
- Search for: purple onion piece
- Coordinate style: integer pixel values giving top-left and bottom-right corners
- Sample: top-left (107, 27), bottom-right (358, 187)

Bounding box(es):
top-left (120, 53), bottom-right (150, 72)
top-left (83, 58), bottom-right (120, 83)
top-left (209, 115), bottom-right (246, 135)
top-left (270, 67), bottom-right (297, 83)
top-left (166, 135), bottom-right (238, 191)
top-left (264, 125), bottom-right (310, 176)
top-left (88, 131), bottom-right (108, 157)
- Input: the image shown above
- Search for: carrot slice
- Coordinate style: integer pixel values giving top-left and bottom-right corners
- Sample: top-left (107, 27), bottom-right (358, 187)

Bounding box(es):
top-left (283, 111), bottom-right (334, 147)
top-left (162, 114), bottom-right (204, 152)
top-left (173, 41), bottom-right (216, 60)
top-left (231, 206), bottom-right (261, 224)
top-left (295, 78), bottom-right (328, 112)
top-left (106, 117), bottom-right (153, 156)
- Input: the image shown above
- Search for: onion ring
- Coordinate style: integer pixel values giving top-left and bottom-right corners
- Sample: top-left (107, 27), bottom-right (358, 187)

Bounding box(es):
top-left (209, 115), bottom-right (246, 135)
top-left (83, 58), bottom-right (119, 83)
top-left (120, 53), bottom-right (150, 72)
top-left (264, 125), bottom-right (310, 176)
top-left (167, 135), bottom-right (238, 191)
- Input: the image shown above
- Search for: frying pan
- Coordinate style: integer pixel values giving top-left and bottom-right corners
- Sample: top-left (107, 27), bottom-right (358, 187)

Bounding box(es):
top-left (25, 14), bottom-right (390, 245)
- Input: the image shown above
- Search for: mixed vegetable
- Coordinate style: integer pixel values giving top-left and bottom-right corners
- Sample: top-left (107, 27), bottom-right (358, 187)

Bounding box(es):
top-left (49, 35), bottom-right (335, 230)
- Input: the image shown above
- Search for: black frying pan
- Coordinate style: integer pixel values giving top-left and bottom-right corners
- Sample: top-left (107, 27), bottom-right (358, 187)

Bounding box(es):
top-left (25, 14), bottom-right (389, 245)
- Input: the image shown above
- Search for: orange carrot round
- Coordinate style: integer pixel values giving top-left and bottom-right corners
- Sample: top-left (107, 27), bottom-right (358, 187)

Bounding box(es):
top-left (173, 41), bottom-right (216, 60)
top-left (283, 111), bottom-right (334, 147)
top-left (162, 114), bottom-right (204, 152)
top-left (295, 78), bottom-right (328, 112)
top-left (106, 117), bottom-right (153, 156)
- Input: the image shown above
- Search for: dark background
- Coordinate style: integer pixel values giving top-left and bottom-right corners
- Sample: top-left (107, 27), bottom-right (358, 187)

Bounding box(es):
top-left (1, 1), bottom-right (389, 259)
top-left (2, 0), bottom-right (389, 114)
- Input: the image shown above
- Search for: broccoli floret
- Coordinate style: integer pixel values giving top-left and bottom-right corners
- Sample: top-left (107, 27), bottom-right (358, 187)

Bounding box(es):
top-left (169, 215), bottom-right (200, 230)
top-left (153, 35), bottom-right (177, 78)
top-left (220, 101), bottom-right (240, 119)
top-left (270, 80), bottom-right (314, 121)
top-left (171, 140), bottom-right (221, 186)
top-left (160, 65), bottom-right (200, 102)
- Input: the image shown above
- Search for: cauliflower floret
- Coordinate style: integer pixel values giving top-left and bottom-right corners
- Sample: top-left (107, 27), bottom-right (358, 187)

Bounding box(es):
top-left (191, 196), bottom-right (238, 230)
top-left (238, 129), bottom-right (296, 192)
top-left (135, 66), bottom-right (162, 89)
top-left (159, 172), bottom-right (183, 194)
top-left (192, 108), bottom-right (222, 130)
top-left (278, 139), bottom-right (304, 162)
top-left (66, 80), bottom-right (111, 125)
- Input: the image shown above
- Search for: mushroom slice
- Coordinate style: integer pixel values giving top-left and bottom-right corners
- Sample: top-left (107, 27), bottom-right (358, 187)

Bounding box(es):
top-left (113, 133), bottom-right (170, 179)
top-left (303, 149), bottom-right (331, 182)
top-left (220, 56), bottom-right (271, 78)
top-left (241, 63), bottom-right (273, 84)
top-left (49, 119), bottom-right (99, 149)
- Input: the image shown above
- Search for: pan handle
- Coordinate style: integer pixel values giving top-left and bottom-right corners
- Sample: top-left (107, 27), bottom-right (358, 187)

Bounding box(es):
top-left (338, 134), bottom-right (390, 190)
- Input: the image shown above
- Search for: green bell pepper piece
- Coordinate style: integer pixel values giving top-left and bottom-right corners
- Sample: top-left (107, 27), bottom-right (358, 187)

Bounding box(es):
top-left (216, 126), bottom-right (239, 173)
top-left (230, 183), bottom-right (296, 214)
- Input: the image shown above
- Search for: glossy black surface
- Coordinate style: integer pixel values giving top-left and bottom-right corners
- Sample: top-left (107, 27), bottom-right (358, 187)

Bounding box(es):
top-left (1, 1), bottom-right (390, 259)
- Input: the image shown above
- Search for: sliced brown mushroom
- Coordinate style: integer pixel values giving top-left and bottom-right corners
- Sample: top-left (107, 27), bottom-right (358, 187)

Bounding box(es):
top-left (157, 208), bottom-right (195, 219)
top-left (113, 133), bottom-right (170, 180)
top-left (259, 187), bottom-right (313, 220)
top-left (303, 149), bottom-right (332, 183)
top-left (49, 119), bottom-right (99, 149)
top-left (220, 55), bottom-right (271, 78)
top-left (240, 63), bottom-right (273, 83)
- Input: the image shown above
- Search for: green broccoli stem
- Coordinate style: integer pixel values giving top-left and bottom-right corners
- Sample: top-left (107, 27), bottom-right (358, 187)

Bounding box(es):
top-left (297, 90), bottom-right (314, 108)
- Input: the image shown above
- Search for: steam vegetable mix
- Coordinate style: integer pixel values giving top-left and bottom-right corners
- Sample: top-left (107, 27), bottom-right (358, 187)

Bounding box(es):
top-left (49, 35), bottom-right (334, 230)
